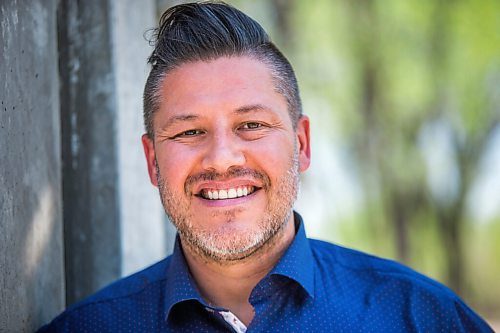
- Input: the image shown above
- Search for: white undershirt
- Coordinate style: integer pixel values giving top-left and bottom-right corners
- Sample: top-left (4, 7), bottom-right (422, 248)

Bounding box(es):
top-left (218, 310), bottom-right (247, 333)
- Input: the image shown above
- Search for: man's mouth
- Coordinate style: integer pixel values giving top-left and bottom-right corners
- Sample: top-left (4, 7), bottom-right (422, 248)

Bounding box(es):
top-left (199, 186), bottom-right (257, 200)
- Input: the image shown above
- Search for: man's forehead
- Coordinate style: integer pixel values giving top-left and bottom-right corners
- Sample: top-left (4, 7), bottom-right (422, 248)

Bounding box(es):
top-left (155, 56), bottom-right (287, 115)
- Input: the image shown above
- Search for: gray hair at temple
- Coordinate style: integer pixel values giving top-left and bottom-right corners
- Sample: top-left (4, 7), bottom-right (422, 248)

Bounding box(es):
top-left (143, 1), bottom-right (302, 138)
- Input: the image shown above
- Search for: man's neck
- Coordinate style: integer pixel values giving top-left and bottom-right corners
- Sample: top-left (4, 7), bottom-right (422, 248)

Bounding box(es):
top-left (181, 214), bottom-right (297, 327)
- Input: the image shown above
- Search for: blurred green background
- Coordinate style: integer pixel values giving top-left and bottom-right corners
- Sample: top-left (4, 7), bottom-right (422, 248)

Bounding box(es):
top-left (223, 0), bottom-right (500, 323)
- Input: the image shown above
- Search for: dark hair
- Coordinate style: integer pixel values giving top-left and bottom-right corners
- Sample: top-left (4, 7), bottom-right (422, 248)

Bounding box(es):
top-left (143, 1), bottom-right (302, 138)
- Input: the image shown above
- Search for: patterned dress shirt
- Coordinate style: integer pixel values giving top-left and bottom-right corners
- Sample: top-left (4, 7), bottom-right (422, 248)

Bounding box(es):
top-left (38, 212), bottom-right (493, 332)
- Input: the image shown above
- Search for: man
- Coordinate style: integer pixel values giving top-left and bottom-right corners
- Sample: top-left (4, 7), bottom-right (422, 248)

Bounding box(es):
top-left (39, 2), bottom-right (492, 332)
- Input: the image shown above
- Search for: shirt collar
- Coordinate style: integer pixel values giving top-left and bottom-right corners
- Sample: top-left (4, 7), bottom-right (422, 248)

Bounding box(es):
top-left (163, 236), bottom-right (206, 321)
top-left (163, 211), bottom-right (315, 320)
top-left (267, 211), bottom-right (315, 299)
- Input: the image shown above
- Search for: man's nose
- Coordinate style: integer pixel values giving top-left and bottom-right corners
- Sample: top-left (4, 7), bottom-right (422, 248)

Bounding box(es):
top-left (201, 132), bottom-right (246, 172)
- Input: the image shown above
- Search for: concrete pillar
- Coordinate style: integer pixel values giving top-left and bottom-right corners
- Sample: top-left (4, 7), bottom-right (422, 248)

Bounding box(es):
top-left (58, 0), bottom-right (122, 305)
top-left (0, 1), bottom-right (65, 331)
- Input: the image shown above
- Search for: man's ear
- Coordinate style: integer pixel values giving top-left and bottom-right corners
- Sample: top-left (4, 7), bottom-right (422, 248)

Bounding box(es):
top-left (296, 115), bottom-right (311, 172)
top-left (142, 134), bottom-right (159, 187)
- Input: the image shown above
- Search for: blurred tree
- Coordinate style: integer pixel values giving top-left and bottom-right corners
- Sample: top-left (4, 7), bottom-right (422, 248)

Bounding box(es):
top-left (341, 0), bottom-right (500, 295)
top-left (428, 0), bottom-right (500, 294)
top-left (342, 0), bottom-right (431, 267)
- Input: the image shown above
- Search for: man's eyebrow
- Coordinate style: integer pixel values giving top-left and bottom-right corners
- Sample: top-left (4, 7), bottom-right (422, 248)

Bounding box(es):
top-left (159, 114), bottom-right (199, 131)
top-left (234, 104), bottom-right (273, 115)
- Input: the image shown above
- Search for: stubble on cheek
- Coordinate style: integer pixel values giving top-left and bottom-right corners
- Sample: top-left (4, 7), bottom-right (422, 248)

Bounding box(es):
top-left (155, 162), bottom-right (192, 230)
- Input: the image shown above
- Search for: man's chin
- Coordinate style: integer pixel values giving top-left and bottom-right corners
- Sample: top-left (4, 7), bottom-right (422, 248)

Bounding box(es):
top-left (180, 228), bottom-right (275, 264)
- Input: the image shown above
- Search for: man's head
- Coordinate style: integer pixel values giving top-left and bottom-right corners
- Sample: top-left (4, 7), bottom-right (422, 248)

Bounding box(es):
top-left (142, 1), bottom-right (310, 264)
top-left (143, 1), bottom-right (302, 139)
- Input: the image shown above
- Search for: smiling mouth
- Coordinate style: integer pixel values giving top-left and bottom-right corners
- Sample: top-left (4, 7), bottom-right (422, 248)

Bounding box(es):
top-left (199, 186), bottom-right (257, 200)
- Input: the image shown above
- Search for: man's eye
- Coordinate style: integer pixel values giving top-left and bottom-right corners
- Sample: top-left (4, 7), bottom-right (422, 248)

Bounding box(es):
top-left (177, 129), bottom-right (203, 137)
top-left (241, 122), bottom-right (262, 130)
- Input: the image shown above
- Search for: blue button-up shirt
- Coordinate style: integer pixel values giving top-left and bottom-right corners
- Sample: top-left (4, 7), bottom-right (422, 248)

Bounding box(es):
top-left (39, 213), bottom-right (492, 332)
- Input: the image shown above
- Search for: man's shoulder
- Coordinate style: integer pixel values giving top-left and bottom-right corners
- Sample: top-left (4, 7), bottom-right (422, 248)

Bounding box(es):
top-left (74, 256), bottom-right (170, 307)
top-left (307, 238), bottom-right (493, 331)
top-left (37, 257), bottom-right (172, 332)
top-left (309, 238), bottom-right (455, 295)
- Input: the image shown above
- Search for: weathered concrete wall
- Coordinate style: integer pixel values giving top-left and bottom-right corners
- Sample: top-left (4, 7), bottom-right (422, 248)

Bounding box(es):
top-left (0, 1), bottom-right (65, 332)
top-left (58, 0), bottom-right (122, 305)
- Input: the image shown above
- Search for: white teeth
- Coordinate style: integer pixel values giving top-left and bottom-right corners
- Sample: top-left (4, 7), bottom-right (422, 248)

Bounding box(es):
top-left (202, 186), bottom-right (255, 200)
top-left (228, 188), bottom-right (237, 199)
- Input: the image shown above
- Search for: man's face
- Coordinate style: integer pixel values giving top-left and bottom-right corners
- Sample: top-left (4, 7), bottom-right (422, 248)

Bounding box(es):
top-left (142, 56), bottom-right (310, 262)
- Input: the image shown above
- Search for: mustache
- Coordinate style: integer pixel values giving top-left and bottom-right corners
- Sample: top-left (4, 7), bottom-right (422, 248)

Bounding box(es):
top-left (184, 167), bottom-right (271, 194)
